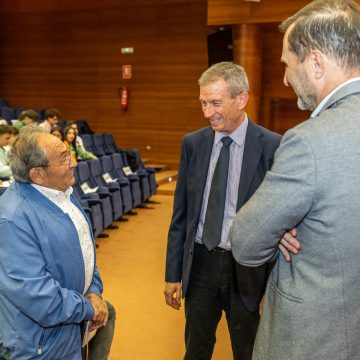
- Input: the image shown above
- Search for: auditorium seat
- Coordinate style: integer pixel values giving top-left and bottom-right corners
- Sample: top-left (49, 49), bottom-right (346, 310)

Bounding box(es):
top-left (0, 98), bottom-right (9, 108)
top-left (73, 169), bottom-right (105, 237)
top-left (103, 133), bottom-right (121, 154)
top-left (128, 149), bottom-right (157, 196)
top-left (0, 107), bottom-right (15, 122)
top-left (57, 121), bottom-right (65, 131)
top-left (34, 109), bottom-right (44, 120)
top-left (100, 155), bottom-right (134, 214)
top-left (14, 108), bottom-right (24, 119)
top-left (76, 119), bottom-right (94, 135)
top-left (92, 134), bottom-right (106, 157)
top-left (81, 134), bottom-right (97, 154)
top-left (74, 161), bottom-right (114, 229)
top-left (87, 159), bottom-right (124, 221)
top-left (110, 153), bottom-right (142, 208)
top-left (111, 152), bottom-right (150, 204)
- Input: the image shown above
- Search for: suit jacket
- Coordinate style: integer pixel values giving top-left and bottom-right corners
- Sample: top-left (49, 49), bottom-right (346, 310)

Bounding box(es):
top-left (231, 80), bottom-right (360, 359)
top-left (165, 119), bottom-right (281, 312)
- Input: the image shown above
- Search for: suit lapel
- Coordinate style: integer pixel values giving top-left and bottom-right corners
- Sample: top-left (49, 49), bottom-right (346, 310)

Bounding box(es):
top-left (236, 120), bottom-right (264, 210)
top-left (194, 128), bottom-right (215, 221)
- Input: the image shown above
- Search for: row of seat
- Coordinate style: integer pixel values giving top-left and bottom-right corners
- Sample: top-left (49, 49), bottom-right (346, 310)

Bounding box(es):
top-left (80, 133), bottom-right (157, 196)
top-left (0, 106), bottom-right (45, 123)
top-left (74, 153), bottom-right (154, 237)
top-left (74, 133), bottom-right (158, 237)
top-left (0, 95), bottom-right (158, 236)
top-left (56, 120), bottom-right (94, 134)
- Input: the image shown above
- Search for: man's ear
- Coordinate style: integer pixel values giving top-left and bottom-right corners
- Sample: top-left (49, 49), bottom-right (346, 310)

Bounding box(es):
top-left (309, 50), bottom-right (325, 80)
top-left (237, 91), bottom-right (249, 110)
top-left (29, 167), bottom-right (45, 185)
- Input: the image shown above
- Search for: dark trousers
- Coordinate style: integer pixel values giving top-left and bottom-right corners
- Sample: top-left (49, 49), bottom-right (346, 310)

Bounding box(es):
top-left (184, 244), bottom-right (259, 360)
top-left (83, 301), bottom-right (116, 360)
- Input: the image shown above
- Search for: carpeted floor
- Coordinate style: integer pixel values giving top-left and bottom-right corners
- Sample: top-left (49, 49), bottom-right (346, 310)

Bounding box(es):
top-left (96, 194), bottom-right (232, 360)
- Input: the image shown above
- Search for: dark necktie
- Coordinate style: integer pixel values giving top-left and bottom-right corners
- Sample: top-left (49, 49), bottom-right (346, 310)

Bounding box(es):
top-left (202, 136), bottom-right (233, 251)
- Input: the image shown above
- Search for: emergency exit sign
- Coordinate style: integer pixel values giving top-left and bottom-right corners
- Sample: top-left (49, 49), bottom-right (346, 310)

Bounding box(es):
top-left (121, 47), bottom-right (134, 54)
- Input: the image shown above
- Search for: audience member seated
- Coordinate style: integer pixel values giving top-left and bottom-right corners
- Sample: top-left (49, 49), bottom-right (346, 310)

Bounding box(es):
top-left (39, 108), bottom-right (61, 133)
top-left (50, 126), bottom-right (64, 141)
top-left (6, 126), bottom-right (18, 148)
top-left (66, 120), bottom-right (87, 152)
top-left (0, 125), bottom-right (14, 179)
top-left (13, 109), bottom-right (40, 131)
top-left (63, 126), bottom-right (97, 164)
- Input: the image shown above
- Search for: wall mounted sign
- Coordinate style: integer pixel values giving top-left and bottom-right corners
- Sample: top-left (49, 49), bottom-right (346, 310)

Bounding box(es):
top-left (121, 47), bottom-right (134, 54)
top-left (122, 65), bottom-right (132, 79)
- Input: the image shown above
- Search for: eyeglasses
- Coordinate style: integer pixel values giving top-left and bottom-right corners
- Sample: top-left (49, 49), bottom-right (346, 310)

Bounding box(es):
top-left (47, 155), bottom-right (72, 167)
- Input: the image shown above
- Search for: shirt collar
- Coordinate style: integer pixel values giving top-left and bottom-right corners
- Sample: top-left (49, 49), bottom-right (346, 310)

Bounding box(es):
top-left (311, 77), bottom-right (360, 118)
top-left (31, 183), bottom-right (73, 200)
top-left (214, 114), bottom-right (248, 146)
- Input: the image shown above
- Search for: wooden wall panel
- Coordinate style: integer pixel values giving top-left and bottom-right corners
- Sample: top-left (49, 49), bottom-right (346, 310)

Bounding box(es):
top-left (233, 24), bottom-right (263, 122)
top-left (269, 98), bottom-right (311, 135)
top-left (259, 23), bottom-right (311, 133)
top-left (1, 0), bottom-right (336, 167)
top-left (208, 0), bottom-right (311, 25)
top-left (0, 0), bottom-right (210, 168)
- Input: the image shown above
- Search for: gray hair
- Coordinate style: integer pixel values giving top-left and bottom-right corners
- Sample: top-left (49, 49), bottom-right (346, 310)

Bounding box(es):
top-left (8, 125), bottom-right (48, 183)
top-left (280, 0), bottom-right (360, 70)
top-left (198, 62), bottom-right (249, 98)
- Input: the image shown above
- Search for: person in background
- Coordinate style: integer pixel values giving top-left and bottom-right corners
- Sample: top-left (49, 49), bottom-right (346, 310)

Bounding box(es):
top-left (164, 62), bottom-right (281, 360)
top-left (6, 126), bottom-right (18, 147)
top-left (66, 120), bottom-right (87, 152)
top-left (0, 124), bottom-right (14, 179)
top-left (63, 125), bottom-right (97, 163)
top-left (13, 109), bottom-right (40, 131)
top-left (51, 126), bottom-right (64, 141)
top-left (0, 126), bottom-right (115, 359)
top-left (39, 108), bottom-right (61, 133)
top-left (230, 1), bottom-right (360, 359)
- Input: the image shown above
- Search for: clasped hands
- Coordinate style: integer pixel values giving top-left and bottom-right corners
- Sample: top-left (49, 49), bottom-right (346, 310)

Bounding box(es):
top-left (86, 293), bottom-right (109, 330)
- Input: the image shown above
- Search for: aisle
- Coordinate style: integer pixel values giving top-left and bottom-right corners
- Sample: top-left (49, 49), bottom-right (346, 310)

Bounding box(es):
top-left (96, 195), bottom-right (232, 360)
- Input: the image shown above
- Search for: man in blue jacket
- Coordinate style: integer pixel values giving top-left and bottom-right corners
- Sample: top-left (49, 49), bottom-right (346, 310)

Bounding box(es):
top-left (0, 126), bottom-right (115, 359)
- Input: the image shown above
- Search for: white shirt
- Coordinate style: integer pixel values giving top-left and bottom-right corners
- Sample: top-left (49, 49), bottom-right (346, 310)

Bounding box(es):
top-left (76, 135), bottom-right (85, 151)
top-left (196, 116), bottom-right (248, 250)
top-left (39, 121), bottom-right (51, 133)
top-left (31, 184), bottom-right (95, 294)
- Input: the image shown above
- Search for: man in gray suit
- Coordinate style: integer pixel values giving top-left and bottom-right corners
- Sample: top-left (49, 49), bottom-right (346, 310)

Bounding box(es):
top-left (164, 62), bottom-right (281, 359)
top-left (230, 0), bottom-right (360, 359)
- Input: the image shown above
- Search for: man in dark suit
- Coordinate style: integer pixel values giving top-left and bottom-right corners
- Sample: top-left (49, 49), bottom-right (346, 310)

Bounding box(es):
top-left (164, 62), bottom-right (281, 360)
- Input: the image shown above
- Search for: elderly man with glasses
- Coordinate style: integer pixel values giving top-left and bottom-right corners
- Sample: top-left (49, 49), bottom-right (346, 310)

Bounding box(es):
top-left (0, 126), bottom-right (115, 360)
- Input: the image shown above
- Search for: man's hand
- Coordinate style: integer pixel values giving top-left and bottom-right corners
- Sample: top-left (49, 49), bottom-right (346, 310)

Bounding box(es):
top-left (164, 282), bottom-right (182, 310)
top-left (279, 228), bottom-right (301, 262)
top-left (86, 293), bottom-right (109, 327)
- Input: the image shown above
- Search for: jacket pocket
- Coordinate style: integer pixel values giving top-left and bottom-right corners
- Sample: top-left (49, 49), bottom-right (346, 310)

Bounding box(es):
top-left (36, 329), bottom-right (45, 355)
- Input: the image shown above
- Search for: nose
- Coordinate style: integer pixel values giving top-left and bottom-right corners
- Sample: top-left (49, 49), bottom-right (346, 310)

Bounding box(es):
top-left (283, 72), bottom-right (289, 87)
